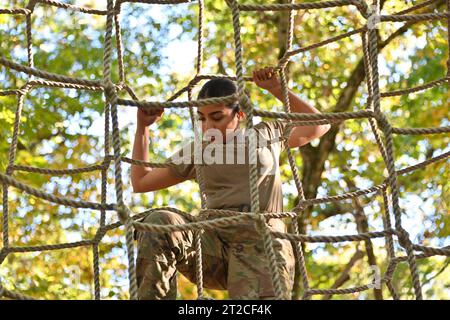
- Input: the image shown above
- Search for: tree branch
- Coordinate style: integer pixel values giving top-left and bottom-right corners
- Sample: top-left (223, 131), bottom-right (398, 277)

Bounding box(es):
top-left (344, 177), bottom-right (383, 300)
top-left (322, 250), bottom-right (364, 300)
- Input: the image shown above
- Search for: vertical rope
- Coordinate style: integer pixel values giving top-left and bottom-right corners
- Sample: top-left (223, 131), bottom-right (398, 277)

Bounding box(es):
top-left (114, 11), bottom-right (125, 83)
top-left (25, 13), bottom-right (34, 69)
top-left (291, 215), bottom-right (310, 299)
top-left (361, 27), bottom-right (389, 300)
top-left (25, 1), bottom-right (35, 87)
top-left (366, 1), bottom-right (422, 299)
top-left (381, 187), bottom-right (399, 300)
top-left (92, 96), bottom-right (112, 300)
top-left (193, 230), bottom-right (204, 298)
top-left (2, 91), bottom-right (27, 250)
top-left (447, 0), bottom-right (450, 76)
top-left (1, 87), bottom-right (28, 299)
top-left (278, 4), bottom-right (311, 298)
top-left (196, 0), bottom-right (205, 74)
top-left (92, 244), bottom-right (101, 299)
top-left (361, 31), bottom-right (388, 164)
top-left (226, 0), bottom-right (285, 300)
top-left (279, 69), bottom-right (311, 299)
top-left (103, 0), bottom-right (137, 300)
top-left (188, 88), bottom-right (206, 299)
top-left (102, 102), bottom-right (111, 228)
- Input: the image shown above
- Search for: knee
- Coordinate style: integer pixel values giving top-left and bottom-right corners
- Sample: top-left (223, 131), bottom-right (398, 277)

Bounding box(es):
top-left (143, 210), bottom-right (184, 225)
top-left (137, 210), bottom-right (188, 246)
top-left (137, 210), bottom-right (191, 262)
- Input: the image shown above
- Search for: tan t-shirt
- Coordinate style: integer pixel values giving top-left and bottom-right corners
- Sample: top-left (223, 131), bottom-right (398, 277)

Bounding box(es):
top-left (165, 120), bottom-right (288, 214)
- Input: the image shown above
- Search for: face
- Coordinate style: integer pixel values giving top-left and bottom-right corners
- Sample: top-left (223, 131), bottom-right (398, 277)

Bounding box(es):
top-left (197, 103), bottom-right (244, 143)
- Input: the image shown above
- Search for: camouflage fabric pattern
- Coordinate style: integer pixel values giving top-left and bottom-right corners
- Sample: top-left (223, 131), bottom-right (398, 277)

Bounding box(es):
top-left (136, 209), bottom-right (295, 300)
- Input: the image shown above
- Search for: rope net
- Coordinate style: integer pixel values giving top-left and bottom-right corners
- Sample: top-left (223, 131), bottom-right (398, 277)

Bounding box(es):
top-left (0, 0), bottom-right (449, 300)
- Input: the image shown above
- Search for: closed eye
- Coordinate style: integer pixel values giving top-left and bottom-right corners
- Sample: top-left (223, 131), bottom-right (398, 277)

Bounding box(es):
top-left (196, 115), bottom-right (224, 122)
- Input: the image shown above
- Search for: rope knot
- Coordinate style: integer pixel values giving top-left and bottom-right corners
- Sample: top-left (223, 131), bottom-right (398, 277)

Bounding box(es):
top-left (117, 204), bottom-right (131, 225)
top-left (253, 213), bottom-right (269, 231)
top-left (375, 112), bottom-right (391, 133)
top-left (93, 228), bottom-right (106, 243)
top-left (103, 80), bottom-right (117, 103)
top-left (397, 228), bottom-right (412, 248)
top-left (293, 204), bottom-right (306, 214)
top-left (237, 89), bottom-right (253, 115)
top-left (366, 4), bottom-right (381, 30)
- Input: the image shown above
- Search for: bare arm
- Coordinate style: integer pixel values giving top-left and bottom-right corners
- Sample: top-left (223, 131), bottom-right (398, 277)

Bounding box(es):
top-left (131, 108), bottom-right (186, 193)
top-left (267, 85), bottom-right (331, 147)
top-left (253, 67), bottom-right (331, 148)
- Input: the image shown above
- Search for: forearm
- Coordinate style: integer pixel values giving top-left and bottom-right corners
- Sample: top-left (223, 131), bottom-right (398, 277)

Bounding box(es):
top-left (268, 85), bottom-right (320, 114)
top-left (131, 124), bottom-right (151, 186)
top-left (268, 85), bottom-right (331, 141)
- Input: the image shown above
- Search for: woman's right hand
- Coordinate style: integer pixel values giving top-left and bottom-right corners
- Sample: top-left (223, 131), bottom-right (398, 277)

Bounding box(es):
top-left (137, 107), bottom-right (164, 127)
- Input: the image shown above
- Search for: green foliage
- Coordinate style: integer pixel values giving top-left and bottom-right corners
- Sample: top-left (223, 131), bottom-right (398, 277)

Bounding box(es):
top-left (0, 0), bottom-right (448, 300)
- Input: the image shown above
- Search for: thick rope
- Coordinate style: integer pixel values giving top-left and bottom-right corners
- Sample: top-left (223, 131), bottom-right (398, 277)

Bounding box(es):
top-left (0, 0), bottom-right (448, 301)
top-left (103, 0), bottom-right (137, 300)
top-left (188, 87), bottom-right (207, 299)
top-left (278, 1), bottom-right (311, 300)
top-left (365, 2), bottom-right (423, 298)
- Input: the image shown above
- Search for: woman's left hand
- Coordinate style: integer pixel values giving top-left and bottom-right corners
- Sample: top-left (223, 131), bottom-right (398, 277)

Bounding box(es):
top-left (253, 67), bottom-right (281, 92)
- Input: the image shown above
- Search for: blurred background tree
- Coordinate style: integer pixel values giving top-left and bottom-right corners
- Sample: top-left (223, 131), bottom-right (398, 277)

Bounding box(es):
top-left (0, 0), bottom-right (448, 299)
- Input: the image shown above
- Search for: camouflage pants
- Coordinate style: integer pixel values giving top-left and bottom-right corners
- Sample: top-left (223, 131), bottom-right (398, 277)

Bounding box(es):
top-left (136, 209), bottom-right (295, 300)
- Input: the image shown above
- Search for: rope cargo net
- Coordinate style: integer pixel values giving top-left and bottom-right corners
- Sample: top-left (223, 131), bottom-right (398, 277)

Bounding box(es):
top-left (0, 0), bottom-right (449, 300)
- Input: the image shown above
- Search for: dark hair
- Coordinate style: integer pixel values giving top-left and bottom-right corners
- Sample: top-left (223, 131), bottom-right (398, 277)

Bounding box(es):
top-left (197, 78), bottom-right (240, 113)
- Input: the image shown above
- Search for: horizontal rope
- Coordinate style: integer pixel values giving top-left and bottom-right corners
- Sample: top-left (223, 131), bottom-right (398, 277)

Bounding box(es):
top-left (0, 90), bottom-right (23, 96)
top-left (25, 79), bottom-right (104, 91)
top-left (381, 77), bottom-right (449, 97)
top-left (239, 0), bottom-right (357, 11)
top-left (296, 184), bottom-right (385, 208)
top-left (395, 0), bottom-right (441, 15)
top-left (117, 94), bottom-right (238, 109)
top-left (392, 126), bottom-right (450, 135)
top-left (198, 208), bottom-right (299, 219)
top-left (133, 213), bottom-right (256, 233)
top-left (306, 281), bottom-right (387, 296)
top-left (0, 57), bottom-right (101, 87)
top-left (282, 27), bottom-right (366, 63)
top-left (380, 12), bottom-right (450, 23)
top-left (254, 109), bottom-right (374, 121)
top-left (413, 244), bottom-right (450, 256)
top-left (11, 163), bottom-right (107, 175)
top-left (0, 172), bottom-right (115, 211)
top-left (391, 251), bottom-right (449, 264)
top-left (272, 229), bottom-right (396, 243)
top-left (31, 0), bottom-right (110, 15)
top-left (6, 240), bottom-right (96, 253)
top-left (115, 0), bottom-right (194, 9)
top-left (397, 150), bottom-right (450, 175)
top-left (0, 8), bottom-right (32, 15)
